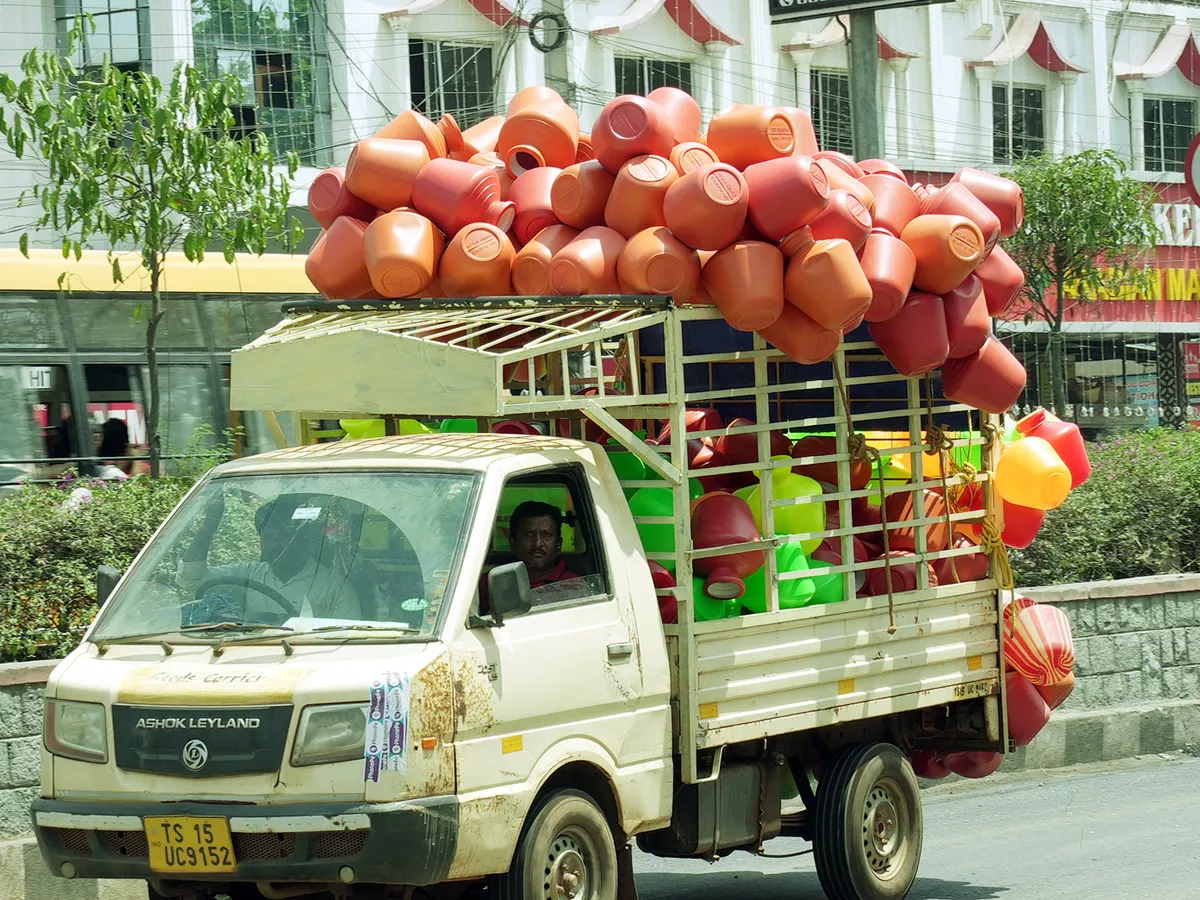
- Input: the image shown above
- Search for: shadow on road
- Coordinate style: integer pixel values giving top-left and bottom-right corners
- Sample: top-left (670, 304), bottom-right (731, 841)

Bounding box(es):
top-left (637, 870), bottom-right (1009, 900)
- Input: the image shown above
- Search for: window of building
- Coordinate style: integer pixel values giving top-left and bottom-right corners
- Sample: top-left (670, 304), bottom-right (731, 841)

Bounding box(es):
top-left (613, 57), bottom-right (693, 96)
top-left (993, 84), bottom-right (1045, 162)
top-left (812, 69), bottom-right (853, 156)
top-left (409, 40), bottom-right (497, 129)
top-left (1144, 97), bottom-right (1195, 173)
top-left (192, 0), bottom-right (333, 166)
top-left (56, 0), bottom-right (149, 72)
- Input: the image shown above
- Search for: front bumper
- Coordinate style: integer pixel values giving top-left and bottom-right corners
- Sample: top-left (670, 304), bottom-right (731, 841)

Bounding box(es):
top-left (32, 796), bottom-right (458, 886)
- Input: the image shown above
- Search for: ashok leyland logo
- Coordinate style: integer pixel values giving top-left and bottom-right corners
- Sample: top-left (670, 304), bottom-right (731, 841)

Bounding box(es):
top-left (182, 739), bottom-right (209, 771)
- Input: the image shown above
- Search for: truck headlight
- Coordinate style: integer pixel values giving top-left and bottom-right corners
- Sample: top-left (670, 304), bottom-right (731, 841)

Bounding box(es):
top-left (291, 704), bottom-right (369, 767)
top-left (44, 700), bottom-right (108, 764)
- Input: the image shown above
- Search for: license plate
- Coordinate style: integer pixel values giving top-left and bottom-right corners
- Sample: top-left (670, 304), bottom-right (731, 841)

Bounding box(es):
top-left (144, 816), bottom-right (237, 874)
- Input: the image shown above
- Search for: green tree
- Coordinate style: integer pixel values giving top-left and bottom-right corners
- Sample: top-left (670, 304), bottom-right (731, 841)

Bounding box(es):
top-left (0, 18), bottom-right (304, 475)
top-left (1003, 150), bottom-right (1158, 417)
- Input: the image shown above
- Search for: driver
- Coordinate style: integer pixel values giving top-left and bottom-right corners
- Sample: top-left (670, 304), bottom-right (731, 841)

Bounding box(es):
top-left (177, 492), bottom-right (363, 625)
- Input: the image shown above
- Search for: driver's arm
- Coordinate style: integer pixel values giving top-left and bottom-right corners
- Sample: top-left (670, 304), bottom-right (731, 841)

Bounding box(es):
top-left (176, 497), bottom-right (224, 591)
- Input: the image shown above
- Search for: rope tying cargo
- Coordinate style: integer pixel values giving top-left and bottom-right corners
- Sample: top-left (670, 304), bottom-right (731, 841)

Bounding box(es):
top-left (925, 376), bottom-right (960, 584)
top-left (976, 418), bottom-right (1014, 590)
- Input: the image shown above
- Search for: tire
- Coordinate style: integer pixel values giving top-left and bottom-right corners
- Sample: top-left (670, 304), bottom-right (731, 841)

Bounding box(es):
top-left (813, 743), bottom-right (923, 900)
top-left (492, 789), bottom-right (619, 900)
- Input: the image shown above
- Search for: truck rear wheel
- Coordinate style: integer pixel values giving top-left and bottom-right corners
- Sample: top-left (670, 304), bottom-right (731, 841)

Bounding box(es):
top-left (813, 742), bottom-right (923, 900)
top-left (492, 789), bottom-right (618, 900)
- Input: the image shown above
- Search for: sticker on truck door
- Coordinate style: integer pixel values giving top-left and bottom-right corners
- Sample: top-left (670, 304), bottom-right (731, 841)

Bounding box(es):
top-left (364, 671), bottom-right (410, 783)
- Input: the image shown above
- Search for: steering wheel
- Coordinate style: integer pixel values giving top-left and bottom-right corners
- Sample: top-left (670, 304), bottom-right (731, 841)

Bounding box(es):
top-left (192, 574), bottom-right (299, 620)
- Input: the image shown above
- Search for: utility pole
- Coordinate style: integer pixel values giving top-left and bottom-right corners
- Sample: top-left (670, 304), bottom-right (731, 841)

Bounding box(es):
top-left (536, 0), bottom-right (575, 107)
top-left (848, 8), bottom-right (881, 159)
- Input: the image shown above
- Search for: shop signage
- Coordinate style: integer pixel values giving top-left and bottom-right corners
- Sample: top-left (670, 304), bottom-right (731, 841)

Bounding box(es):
top-left (1182, 342), bottom-right (1200, 426)
top-left (20, 366), bottom-right (53, 390)
top-left (1185, 132), bottom-right (1200, 208)
top-left (768, 0), bottom-right (951, 22)
top-left (1155, 202), bottom-right (1200, 247)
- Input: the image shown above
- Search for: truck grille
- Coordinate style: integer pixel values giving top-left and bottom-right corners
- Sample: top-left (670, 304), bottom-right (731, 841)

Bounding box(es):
top-left (99, 830), bottom-right (149, 858)
top-left (233, 832), bottom-right (296, 860)
top-left (49, 827), bottom-right (367, 863)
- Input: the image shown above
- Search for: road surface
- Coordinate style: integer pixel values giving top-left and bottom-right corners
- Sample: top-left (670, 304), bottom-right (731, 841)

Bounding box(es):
top-left (634, 753), bottom-right (1200, 900)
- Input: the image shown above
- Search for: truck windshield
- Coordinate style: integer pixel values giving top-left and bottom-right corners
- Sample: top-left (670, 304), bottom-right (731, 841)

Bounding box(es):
top-left (89, 470), bottom-right (477, 645)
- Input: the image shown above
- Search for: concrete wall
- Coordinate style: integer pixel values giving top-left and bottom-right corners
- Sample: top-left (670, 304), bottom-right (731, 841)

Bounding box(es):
top-left (0, 663), bottom-right (53, 842)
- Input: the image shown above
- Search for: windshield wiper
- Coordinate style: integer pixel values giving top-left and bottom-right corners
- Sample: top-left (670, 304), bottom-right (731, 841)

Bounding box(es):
top-left (94, 622), bottom-right (294, 654)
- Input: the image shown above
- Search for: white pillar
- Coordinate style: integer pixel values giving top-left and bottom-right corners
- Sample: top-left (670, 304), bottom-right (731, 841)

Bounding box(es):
top-left (890, 57), bottom-right (911, 159)
top-left (975, 65), bottom-right (995, 165)
top-left (707, 42), bottom-right (729, 118)
top-left (788, 48), bottom-right (815, 113)
top-left (148, 0), bottom-right (193, 79)
top-left (880, 60), bottom-right (895, 157)
top-left (1058, 71), bottom-right (1078, 154)
top-left (1127, 77), bottom-right (1146, 170)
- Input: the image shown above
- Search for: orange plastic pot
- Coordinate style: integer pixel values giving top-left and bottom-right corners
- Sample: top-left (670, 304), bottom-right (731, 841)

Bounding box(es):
top-left (511, 224), bottom-right (579, 296)
top-left (706, 105), bottom-right (796, 171)
top-left (743, 155), bottom-right (830, 241)
top-left (459, 115), bottom-right (504, 157)
top-left (617, 227), bottom-right (701, 302)
top-left (550, 226), bottom-right (626, 295)
top-left (1036, 671), bottom-right (1075, 711)
top-left (508, 167), bottom-right (563, 245)
top-left (305, 217), bottom-right (375, 300)
top-left (439, 223), bottom-right (515, 296)
top-left (1005, 669), bottom-right (1052, 747)
top-left (864, 551), bottom-right (937, 597)
top-left (670, 141), bottom-right (721, 176)
top-left (551, 161), bottom-right (616, 230)
top-left (922, 182), bottom-right (1002, 253)
top-left (933, 535), bottom-right (990, 585)
top-left (781, 228), bottom-right (872, 332)
top-left (779, 107), bottom-right (819, 157)
top-left (860, 173), bottom-right (920, 237)
top-left (758, 303), bottom-right (841, 365)
top-left (604, 155), bottom-right (678, 239)
top-left (508, 85), bottom-right (562, 115)
top-left (943, 751), bottom-right (1002, 779)
top-left (592, 94), bottom-right (675, 175)
top-left (575, 134), bottom-right (595, 163)
top-left (814, 158), bottom-right (875, 214)
top-left (885, 488), bottom-right (950, 552)
top-left (901, 215), bottom-right (986, 295)
top-left (376, 110), bottom-right (462, 159)
top-left (859, 228), bottom-right (916, 323)
top-left (813, 150), bottom-right (864, 179)
top-left (663, 162), bottom-right (749, 251)
top-left (649, 86), bottom-right (702, 145)
top-left (702, 241), bottom-right (785, 332)
top-left (344, 138), bottom-right (430, 212)
top-left (1002, 499), bottom-right (1045, 550)
top-left (691, 492), bottom-right (765, 600)
top-left (943, 274), bottom-right (990, 359)
top-left (363, 210), bottom-right (445, 298)
top-left (468, 151), bottom-right (514, 200)
top-left (868, 291), bottom-right (949, 377)
top-left (975, 244), bottom-right (1025, 316)
top-left (859, 159), bottom-right (908, 181)
top-left (951, 167), bottom-right (1025, 237)
top-left (942, 336), bottom-right (1027, 415)
top-left (307, 166), bottom-right (375, 229)
top-left (412, 158), bottom-right (515, 238)
top-left (808, 189), bottom-right (872, 252)
top-left (792, 435), bottom-right (872, 490)
top-left (499, 93), bottom-right (580, 177)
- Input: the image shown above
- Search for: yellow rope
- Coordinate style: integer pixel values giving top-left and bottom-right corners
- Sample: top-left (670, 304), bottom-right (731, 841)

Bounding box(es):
top-left (924, 377), bottom-right (959, 584)
top-left (981, 519), bottom-right (1015, 591)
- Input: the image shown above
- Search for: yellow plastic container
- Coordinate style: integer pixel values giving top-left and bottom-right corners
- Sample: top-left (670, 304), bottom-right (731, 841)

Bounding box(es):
top-left (995, 437), bottom-right (1071, 510)
top-left (734, 456), bottom-right (825, 553)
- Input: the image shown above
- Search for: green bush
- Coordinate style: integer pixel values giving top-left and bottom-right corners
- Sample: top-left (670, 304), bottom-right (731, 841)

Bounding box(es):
top-left (1011, 428), bottom-right (1200, 587)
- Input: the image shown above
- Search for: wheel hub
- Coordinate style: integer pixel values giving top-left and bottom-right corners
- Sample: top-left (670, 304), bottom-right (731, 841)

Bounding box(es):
top-left (863, 784), bottom-right (904, 874)
top-left (545, 834), bottom-right (589, 900)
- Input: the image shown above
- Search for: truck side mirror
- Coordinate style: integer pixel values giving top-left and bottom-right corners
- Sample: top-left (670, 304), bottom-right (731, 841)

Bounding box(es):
top-left (96, 565), bottom-right (121, 606)
top-left (488, 561), bottom-right (533, 625)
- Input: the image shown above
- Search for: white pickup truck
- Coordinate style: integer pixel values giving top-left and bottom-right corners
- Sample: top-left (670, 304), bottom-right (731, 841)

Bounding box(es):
top-left (32, 297), bottom-right (1007, 900)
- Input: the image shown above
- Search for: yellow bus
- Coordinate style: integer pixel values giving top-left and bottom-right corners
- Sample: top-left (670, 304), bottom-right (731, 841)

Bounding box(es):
top-left (0, 248), bottom-right (315, 487)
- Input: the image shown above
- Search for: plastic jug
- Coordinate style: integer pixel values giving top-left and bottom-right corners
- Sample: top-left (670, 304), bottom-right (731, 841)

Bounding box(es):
top-left (861, 173), bottom-right (920, 236)
top-left (885, 488), bottom-right (950, 552)
top-left (439, 223), bottom-right (515, 296)
top-left (706, 105), bottom-right (796, 170)
top-left (901, 215), bottom-right (986, 295)
top-left (308, 166), bottom-right (375, 228)
top-left (741, 542), bottom-right (817, 613)
top-left (362, 210), bottom-right (445, 298)
top-left (743, 155), bottom-right (830, 241)
top-left (575, 134), bottom-right (595, 163)
top-left (607, 450), bottom-right (647, 499)
top-left (468, 151), bottom-right (514, 200)
top-left (1016, 408), bottom-right (1091, 488)
top-left (813, 158), bottom-right (875, 214)
top-left (865, 550), bottom-right (937, 596)
top-left (344, 138), bottom-right (431, 212)
top-left (305, 217), bottom-right (375, 300)
top-left (943, 751), bottom-right (1002, 779)
top-left (412, 158), bottom-right (516, 238)
top-left (738, 457), bottom-right (825, 552)
top-left (791, 435), bottom-right (873, 490)
top-left (921, 182), bottom-right (1002, 253)
top-left (508, 166), bottom-right (563, 245)
top-left (809, 535), bottom-right (870, 603)
top-left (714, 418), bottom-right (793, 470)
top-left (649, 85), bottom-right (702, 145)
top-left (508, 85), bottom-right (561, 115)
top-left (549, 226), bottom-right (626, 295)
top-left (691, 493), bottom-right (766, 600)
top-left (617, 227), bottom-right (701, 302)
top-left (781, 228), bottom-right (872, 332)
top-left (646, 561), bottom-right (679, 624)
top-left (1037, 671), bottom-right (1075, 711)
top-left (376, 109), bottom-right (462, 158)
top-left (629, 487), bottom-right (681, 569)
top-left (663, 162), bottom-right (750, 251)
top-left (807, 190), bottom-right (872, 252)
top-left (1005, 669), bottom-right (1052, 747)
top-left (702, 240), bottom-right (785, 331)
top-left (951, 167), bottom-right (1024, 237)
top-left (592, 94), bottom-right (675, 175)
top-left (1002, 499), bottom-right (1045, 549)
top-left (974, 244), bottom-right (1025, 316)
top-left (868, 291), bottom-right (949, 377)
top-left (909, 750), bottom-right (952, 780)
top-left (813, 150), bottom-right (864, 178)
top-left (1004, 601), bottom-right (1075, 686)
top-left (860, 159), bottom-right (908, 181)
top-left (499, 91), bottom-right (580, 176)
top-left (690, 577), bottom-right (741, 620)
top-left (859, 228), bottom-right (916, 323)
top-left (759, 303), bottom-right (841, 365)
top-left (671, 141), bottom-right (720, 176)
top-left (458, 115), bottom-right (504, 158)
top-left (551, 161), bottom-right (616, 230)
top-left (779, 106), bottom-right (819, 157)
top-left (941, 336), bottom-right (1027, 415)
top-left (943, 274), bottom-right (990, 359)
top-left (995, 435), bottom-right (1071, 510)
top-left (491, 420), bottom-right (540, 435)
top-left (511, 224), bottom-right (579, 296)
top-left (604, 155), bottom-right (678, 239)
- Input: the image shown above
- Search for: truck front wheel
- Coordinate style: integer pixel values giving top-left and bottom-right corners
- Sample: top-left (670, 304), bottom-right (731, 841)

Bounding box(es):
top-left (492, 789), bottom-right (619, 900)
top-left (813, 742), bottom-right (923, 900)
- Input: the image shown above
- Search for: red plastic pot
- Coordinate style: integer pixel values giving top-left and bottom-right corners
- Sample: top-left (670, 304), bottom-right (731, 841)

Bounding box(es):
top-left (691, 492), bottom-right (766, 600)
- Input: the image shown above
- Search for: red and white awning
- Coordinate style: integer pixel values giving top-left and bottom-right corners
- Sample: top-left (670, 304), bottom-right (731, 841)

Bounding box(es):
top-left (780, 15), bottom-right (919, 60)
top-left (967, 12), bottom-right (1086, 74)
top-left (379, 0), bottom-right (527, 28)
top-left (1115, 22), bottom-right (1200, 87)
top-left (591, 0), bottom-right (741, 47)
